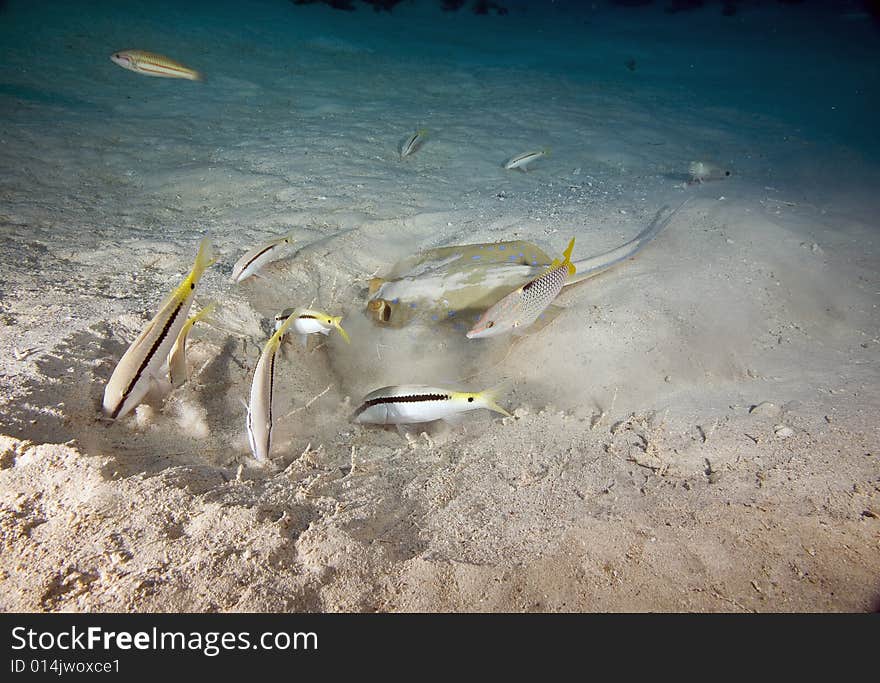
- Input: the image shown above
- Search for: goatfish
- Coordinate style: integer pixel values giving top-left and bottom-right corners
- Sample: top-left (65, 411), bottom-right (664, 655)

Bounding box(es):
top-left (467, 238), bottom-right (576, 339)
top-left (504, 149), bottom-right (549, 172)
top-left (246, 314), bottom-right (296, 463)
top-left (400, 129), bottom-right (427, 158)
top-left (102, 238), bottom-right (215, 419)
top-left (231, 233), bottom-right (295, 283)
top-left (352, 385), bottom-right (510, 425)
top-left (274, 307), bottom-right (350, 347)
top-left (167, 302), bottom-right (216, 388)
top-left (367, 203), bottom-right (683, 329)
top-left (110, 50), bottom-right (202, 81)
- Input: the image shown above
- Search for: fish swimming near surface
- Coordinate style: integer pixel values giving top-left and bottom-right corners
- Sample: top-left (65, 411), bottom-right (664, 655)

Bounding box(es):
top-left (466, 238), bottom-right (576, 339)
top-left (366, 202), bottom-right (683, 330)
top-left (274, 307), bottom-right (350, 347)
top-left (231, 233), bottom-right (296, 283)
top-left (352, 384), bottom-right (510, 425)
top-left (167, 302), bottom-right (216, 389)
top-left (110, 50), bottom-right (202, 81)
top-left (246, 313), bottom-right (297, 463)
top-left (102, 238), bottom-right (215, 419)
top-left (504, 149), bottom-right (549, 172)
top-left (400, 129), bottom-right (427, 158)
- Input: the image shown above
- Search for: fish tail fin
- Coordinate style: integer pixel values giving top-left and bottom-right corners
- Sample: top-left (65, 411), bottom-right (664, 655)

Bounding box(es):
top-left (543, 147), bottom-right (552, 157)
top-left (417, 128), bottom-right (428, 137)
top-left (550, 237), bottom-right (577, 276)
top-left (188, 237), bottom-right (216, 285)
top-left (192, 70), bottom-right (204, 82)
top-left (190, 301), bottom-right (217, 325)
top-left (562, 237), bottom-right (576, 275)
top-left (332, 316), bottom-right (351, 344)
top-left (479, 382), bottom-right (512, 418)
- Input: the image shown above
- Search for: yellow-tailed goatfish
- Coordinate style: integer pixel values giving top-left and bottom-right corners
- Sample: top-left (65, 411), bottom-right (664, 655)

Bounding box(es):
top-left (274, 307), bottom-right (350, 347)
top-left (467, 238), bottom-right (575, 339)
top-left (103, 238), bottom-right (215, 419)
top-left (352, 385), bottom-right (510, 426)
top-left (246, 314), bottom-right (297, 463)
top-left (366, 203), bottom-right (684, 331)
top-left (167, 302), bottom-right (216, 388)
top-left (231, 233), bottom-right (296, 283)
top-left (110, 50), bottom-right (202, 81)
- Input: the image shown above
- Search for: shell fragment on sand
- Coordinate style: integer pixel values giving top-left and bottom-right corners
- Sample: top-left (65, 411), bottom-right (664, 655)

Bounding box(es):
top-left (110, 50), bottom-right (202, 81)
top-left (352, 385), bottom-right (510, 425)
top-left (102, 238), bottom-right (215, 419)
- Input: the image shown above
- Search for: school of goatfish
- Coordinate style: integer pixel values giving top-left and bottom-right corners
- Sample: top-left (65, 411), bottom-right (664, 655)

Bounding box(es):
top-left (102, 49), bottom-right (686, 465)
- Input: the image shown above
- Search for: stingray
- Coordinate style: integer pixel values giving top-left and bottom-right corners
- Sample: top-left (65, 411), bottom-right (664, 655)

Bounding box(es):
top-left (366, 202), bottom-right (685, 331)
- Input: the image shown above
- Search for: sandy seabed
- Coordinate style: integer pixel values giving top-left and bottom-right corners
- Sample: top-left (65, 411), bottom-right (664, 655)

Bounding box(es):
top-left (1, 0), bottom-right (878, 611)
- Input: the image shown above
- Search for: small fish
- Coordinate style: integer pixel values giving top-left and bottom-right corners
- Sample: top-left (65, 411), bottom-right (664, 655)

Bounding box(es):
top-left (400, 129), bottom-right (427, 158)
top-left (167, 302), bottom-right (216, 389)
top-left (466, 237), bottom-right (575, 339)
top-left (103, 238), bottom-right (216, 419)
top-left (688, 161), bottom-right (731, 184)
top-left (273, 307), bottom-right (350, 347)
top-left (110, 50), bottom-right (202, 81)
top-left (230, 233), bottom-right (295, 283)
top-left (352, 385), bottom-right (510, 425)
top-left (246, 314), bottom-right (297, 463)
top-left (504, 149), bottom-right (550, 172)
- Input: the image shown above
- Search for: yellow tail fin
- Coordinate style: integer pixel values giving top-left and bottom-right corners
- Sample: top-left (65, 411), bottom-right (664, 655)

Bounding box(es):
top-left (189, 301), bottom-right (216, 325)
top-left (189, 237), bottom-right (216, 284)
top-left (333, 316), bottom-right (351, 344)
top-left (550, 237), bottom-right (576, 276)
top-left (181, 301), bottom-right (217, 335)
top-left (480, 382), bottom-right (512, 418)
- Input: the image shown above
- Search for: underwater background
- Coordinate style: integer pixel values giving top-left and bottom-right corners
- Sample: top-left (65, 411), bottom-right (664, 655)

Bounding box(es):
top-left (1, 0), bottom-right (878, 612)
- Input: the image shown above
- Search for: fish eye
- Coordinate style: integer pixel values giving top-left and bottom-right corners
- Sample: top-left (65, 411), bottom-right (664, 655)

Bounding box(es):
top-left (467, 397), bottom-right (474, 403)
top-left (381, 306), bottom-right (391, 323)
top-left (327, 319), bottom-right (332, 324)
top-left (486, 321), bottom-right (495, 328)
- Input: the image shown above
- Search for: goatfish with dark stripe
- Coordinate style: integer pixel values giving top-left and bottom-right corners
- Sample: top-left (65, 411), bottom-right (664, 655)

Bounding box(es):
top-left (400, 129), bottom-right (427, 158)
top-left (504, 149), bottom-right (550, 172)
top-left (167, 302), bottom-right (216, 388)
top-left (352, 385), bottom-right (510, 425)
top-left (246, 314), bottom-right (297, 463)
top-left (110, 50), bottom-right (202, 81)
top-left (102, 238), bottom-right (216, 419)
top-left (466, 237), bottom-right (575, 339)
top-left (274, 307), bottom-right (350, 347)
top-left (231, 233), bottom-right (295, 283)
